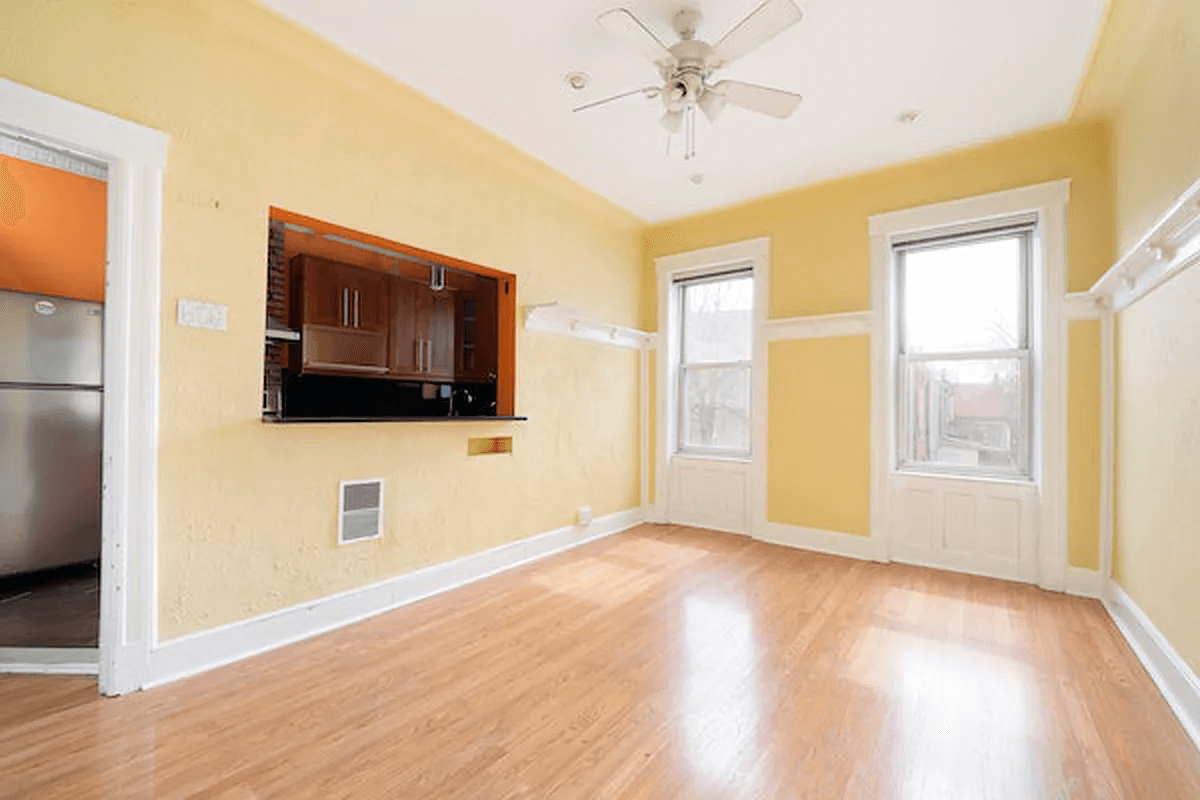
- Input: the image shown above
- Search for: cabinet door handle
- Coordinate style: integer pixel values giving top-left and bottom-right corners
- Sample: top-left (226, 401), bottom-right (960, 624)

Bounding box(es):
top-left (425, 340), bottom-right (432, 371)
top-left (416, 338), bottom-right (423, 372)
top-left (342, 287), bottom-right (350, 326)
top-left (353, 290), bottom-right (360, 328)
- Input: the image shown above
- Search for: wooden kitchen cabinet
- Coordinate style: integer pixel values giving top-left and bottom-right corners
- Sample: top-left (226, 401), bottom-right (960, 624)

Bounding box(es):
top-left (455, 277), bottom-right (498, 381)
top-left (388, 276), bottom-right (456, 382)
top-left (291, 254), bottom-right (390, 376)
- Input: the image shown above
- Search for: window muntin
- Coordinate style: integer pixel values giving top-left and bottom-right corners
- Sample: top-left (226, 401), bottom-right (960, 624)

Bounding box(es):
top-left (896, 227), bottom-right (1032, 478)
top-left (677, 271), bottom-right (753, 456)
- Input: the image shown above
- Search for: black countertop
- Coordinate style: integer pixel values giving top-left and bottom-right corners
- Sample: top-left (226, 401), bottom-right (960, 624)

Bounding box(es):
top-left (263, 415), bottom-right (527, 424)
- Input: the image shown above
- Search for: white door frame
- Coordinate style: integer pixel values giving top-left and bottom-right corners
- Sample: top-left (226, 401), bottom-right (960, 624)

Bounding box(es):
top-left (653, 238), bottom-right (769, 534)
top-left (0, 79), bottom-right (167, 695)
top-left (868, 180), bottom-right (1072, 591)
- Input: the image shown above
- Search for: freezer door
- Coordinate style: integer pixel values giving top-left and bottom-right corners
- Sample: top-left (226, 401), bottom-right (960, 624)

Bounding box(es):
top-left (0, 290), bottom-right (103, 387)
top-left (0, 387), bottom-right (102, 576)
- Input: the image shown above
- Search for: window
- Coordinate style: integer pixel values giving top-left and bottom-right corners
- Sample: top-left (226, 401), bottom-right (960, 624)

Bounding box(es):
top-left (896, 224), bottom-right (1032, 478)
top-left (676, 270), bottom-right (753, 456)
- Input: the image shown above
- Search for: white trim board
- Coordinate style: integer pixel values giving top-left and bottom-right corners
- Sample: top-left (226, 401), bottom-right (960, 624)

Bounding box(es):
top-left (524, 303), bottom-right (654, 350)
top-left (1092, 176), bottom-right (1200, 313)
top-left (0, 79), bottom-right (168, 695)
top-left (145, 508), bottom-right (642, 690)
top-left (1104, 583), bottom-right (1200, 753)
top-left (1064, 566), bottom-right (1105, 598)
top-left (757, 523), bottom-right (888, 562)
top-left (764, 311), bottom-right (872, 341)
top-left (0, 647), bottom-right (99, 676)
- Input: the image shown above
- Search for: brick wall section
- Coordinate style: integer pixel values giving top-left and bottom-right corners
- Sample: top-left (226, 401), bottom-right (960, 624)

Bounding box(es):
top-left (263, 219), bottom-right (286, 414)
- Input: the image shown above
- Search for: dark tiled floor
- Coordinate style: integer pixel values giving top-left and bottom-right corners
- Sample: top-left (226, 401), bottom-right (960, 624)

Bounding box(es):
top-left (0, 562), bottom-right (99, 648)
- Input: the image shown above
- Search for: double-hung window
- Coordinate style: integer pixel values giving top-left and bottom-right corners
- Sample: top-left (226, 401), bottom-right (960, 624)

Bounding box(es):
top-left (676, 270), bottom-right (753, 457)
top-left (896, 223), bottom-right (1033, 479)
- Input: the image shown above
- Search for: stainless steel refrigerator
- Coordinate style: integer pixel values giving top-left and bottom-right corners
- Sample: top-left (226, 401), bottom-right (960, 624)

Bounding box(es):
top-left (0, 289), bottom-right (103, 577)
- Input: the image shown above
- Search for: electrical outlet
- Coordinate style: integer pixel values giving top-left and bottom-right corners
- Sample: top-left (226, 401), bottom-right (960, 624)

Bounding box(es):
top-left (576, 506), bottom-right (593, 527)
top-left (176, 299), bottom-right (228, 331)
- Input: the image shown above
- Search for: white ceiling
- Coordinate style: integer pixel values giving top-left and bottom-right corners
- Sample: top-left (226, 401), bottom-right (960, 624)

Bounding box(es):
top-left (262, 0), bottom-right (1108, 222)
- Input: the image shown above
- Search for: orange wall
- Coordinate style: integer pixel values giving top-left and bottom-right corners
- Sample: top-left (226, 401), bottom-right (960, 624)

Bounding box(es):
top-left (0, 156), bottom-right (106, 301)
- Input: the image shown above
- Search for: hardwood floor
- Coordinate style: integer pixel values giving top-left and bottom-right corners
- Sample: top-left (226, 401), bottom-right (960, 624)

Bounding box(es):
top-left (2, 524), bottom-right (1198, 799)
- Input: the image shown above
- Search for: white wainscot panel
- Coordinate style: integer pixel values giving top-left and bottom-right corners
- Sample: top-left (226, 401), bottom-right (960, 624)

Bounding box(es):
top-left (889, 474), bottom-right (1038, 583)
top-left (667, 456), bottom-right (750, 534)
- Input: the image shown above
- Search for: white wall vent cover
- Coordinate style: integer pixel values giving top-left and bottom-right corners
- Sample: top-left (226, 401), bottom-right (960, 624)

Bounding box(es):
top-left (338, 479), bottom-right (384, 545)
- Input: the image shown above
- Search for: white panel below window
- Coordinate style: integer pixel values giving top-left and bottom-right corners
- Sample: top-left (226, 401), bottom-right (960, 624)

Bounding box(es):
top-left (889, 473), bottom-right (1037, 583)
top-left (667, 456), bottom-right (749, 535)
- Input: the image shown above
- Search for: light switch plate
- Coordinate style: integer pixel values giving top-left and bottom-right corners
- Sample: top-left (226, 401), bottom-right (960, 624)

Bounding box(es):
top-left (177, 299), bottom-right (228, 331)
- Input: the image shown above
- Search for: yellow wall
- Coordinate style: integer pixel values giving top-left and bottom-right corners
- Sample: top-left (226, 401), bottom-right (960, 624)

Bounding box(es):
top-left (767, 337), bottom-right (871, 535)
top-left (1067, 320), bottom-right (1102, 570)
top-left (0, 0), bottom-right (642, 640)
top-left (1082, 0), bottom-right (1200, 671)
top-left (646, 122), bottom-right (1112, 545)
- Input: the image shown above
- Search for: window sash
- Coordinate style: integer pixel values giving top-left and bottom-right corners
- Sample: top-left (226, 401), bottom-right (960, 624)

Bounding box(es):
top-left (896, 352), bottom-right (1032, 479)
top-left (677, 362), bottom-right (752, 456)
top-left (896, 227), bottom-right (1032, 356)
top-left (894, 223), bottom-right (1034, 480)
top-left (676, 269), bottom-right (753, 457)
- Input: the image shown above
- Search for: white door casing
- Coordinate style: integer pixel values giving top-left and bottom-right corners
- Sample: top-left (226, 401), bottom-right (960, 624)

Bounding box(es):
top-left (654, 238), bottom-right (769, 536)
top-left (869, 180), bottom-right (1071, 589)
top-left (0, 79), bottom-right (167, 694)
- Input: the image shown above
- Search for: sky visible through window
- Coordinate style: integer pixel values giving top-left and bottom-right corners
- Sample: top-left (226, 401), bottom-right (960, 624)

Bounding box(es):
top-left (904, 237), bottom-right (1022, 383)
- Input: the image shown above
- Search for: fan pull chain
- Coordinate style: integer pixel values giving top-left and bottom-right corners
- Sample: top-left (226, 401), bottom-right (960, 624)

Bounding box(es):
top-left (685, 104), bottom-right (696, 160)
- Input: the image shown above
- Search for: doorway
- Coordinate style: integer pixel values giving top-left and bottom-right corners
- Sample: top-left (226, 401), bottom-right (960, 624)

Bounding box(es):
top-left (0, 141), bottom-right (106, 671)
top-left (0, 78), bottom-right (167, 694)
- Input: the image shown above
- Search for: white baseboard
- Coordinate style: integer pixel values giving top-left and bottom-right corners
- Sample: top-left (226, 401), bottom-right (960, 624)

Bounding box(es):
top-left (145, 508), bottom-right (642, 690)
top-left (1064, 566), bottom-right (1105, 598)
top-left (757, 522), bottom-right (887, 562)
top-left (1103, 582), bottom-right (1200, 753)
top-left (0, 647), bottom-right (99, 675)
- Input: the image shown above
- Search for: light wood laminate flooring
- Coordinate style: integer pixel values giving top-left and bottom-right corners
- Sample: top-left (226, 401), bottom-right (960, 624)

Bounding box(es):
top-left (2, 524), bottom-right (1198, 798)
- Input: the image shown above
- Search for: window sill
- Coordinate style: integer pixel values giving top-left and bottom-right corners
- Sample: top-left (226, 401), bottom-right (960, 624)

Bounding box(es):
top-left (673, 452), bottom-right (752, 465)
top-left (893, 468), bottom-right (1035, 489)
top-left (263, 415), bottom-right (527, 424)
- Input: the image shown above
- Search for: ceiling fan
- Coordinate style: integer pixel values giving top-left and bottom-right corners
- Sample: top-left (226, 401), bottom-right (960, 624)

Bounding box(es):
top-left (575, 0), bottom-right (805, 159)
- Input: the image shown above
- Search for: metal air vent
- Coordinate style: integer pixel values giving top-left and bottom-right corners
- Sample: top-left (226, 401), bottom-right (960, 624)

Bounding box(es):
top-left (338, 479), bottom-right (384, 545)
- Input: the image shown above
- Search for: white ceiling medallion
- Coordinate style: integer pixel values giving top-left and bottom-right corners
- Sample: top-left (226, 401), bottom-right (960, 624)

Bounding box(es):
top-left (576, 0), bottom-right (804, 161)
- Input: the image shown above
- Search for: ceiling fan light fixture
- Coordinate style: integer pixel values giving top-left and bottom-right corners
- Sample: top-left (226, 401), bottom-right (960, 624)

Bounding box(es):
top-left (698, 90), bottom-right (727, 123)
top-left (661, 109), bottom-right (685, 134)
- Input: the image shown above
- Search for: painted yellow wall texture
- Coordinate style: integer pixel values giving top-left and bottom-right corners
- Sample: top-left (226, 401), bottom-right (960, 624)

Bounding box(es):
top-left (767, 337), bottom-right (871, 535)
top-left (645, 123), bottom-right (1113, 538)
top-left (1067, 320), bottom-right (1102, 570)
top-left (1087, 0), bottom-right (1200, 671)
top-left (1115, 265), bottom-right (1200, 673)
top-left (1109, 1), bottom-right (1200, 253)
top-left (0, 0), bottom-right (642, 640)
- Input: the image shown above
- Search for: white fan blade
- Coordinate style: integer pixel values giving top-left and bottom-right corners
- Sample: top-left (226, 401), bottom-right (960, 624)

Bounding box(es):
top-left (714, 80), bottom-right (802, 118)
top-left (712, 0), bottom-right (803, 67)
top-left (598, 9), bottom-right (675, 68)
top-left (698, 89), bottom-right (728, 123)
top-left (573, 86), bottom-right (660, 113)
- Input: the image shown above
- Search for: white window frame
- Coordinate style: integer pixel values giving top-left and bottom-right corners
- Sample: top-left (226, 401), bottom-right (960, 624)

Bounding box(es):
top-left (894, 224), bottom-right (1035, 480)
top-left (869, 180), bottom-right (1072, 592)
top-left (654, 238), bottom-right (768, 531)
top-left (675, 269), bottom-right (754, 458)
